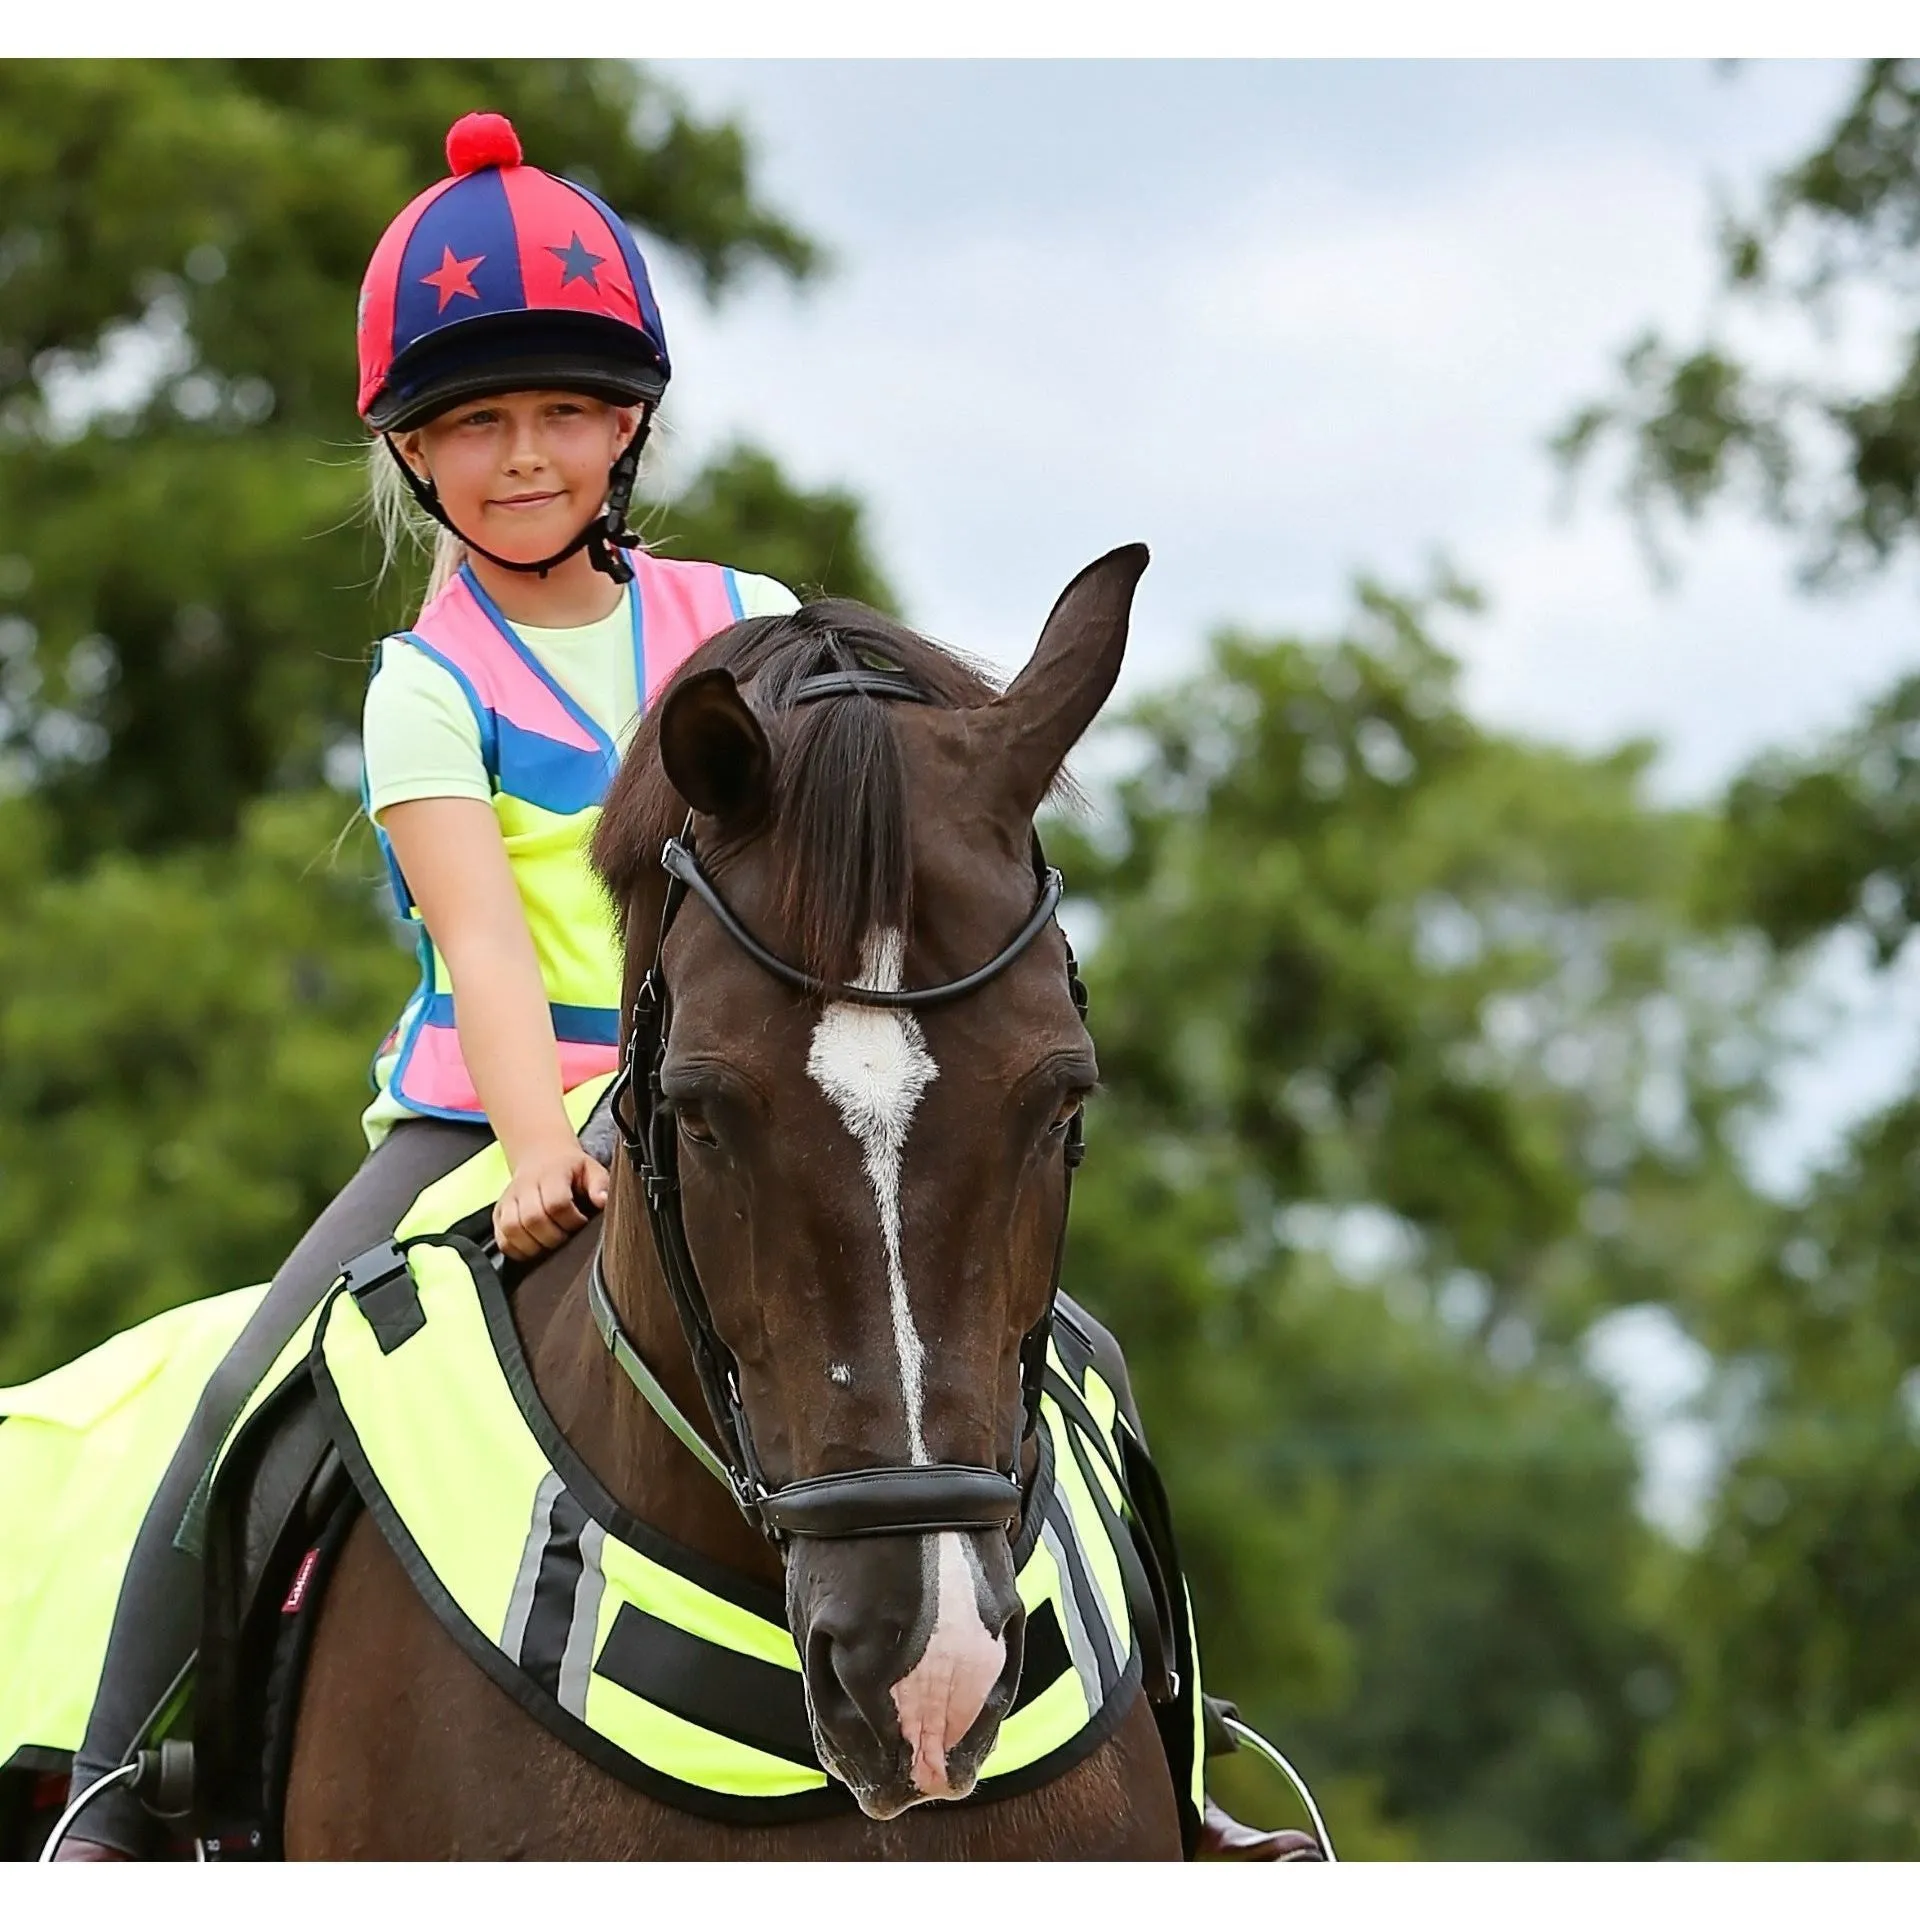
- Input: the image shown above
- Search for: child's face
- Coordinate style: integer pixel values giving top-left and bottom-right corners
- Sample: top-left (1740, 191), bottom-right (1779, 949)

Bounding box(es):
top-left (400, 390), bottom-right (641, 562)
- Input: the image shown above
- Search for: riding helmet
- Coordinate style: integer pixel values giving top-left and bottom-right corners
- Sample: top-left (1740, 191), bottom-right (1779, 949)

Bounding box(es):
top-left (356, 111), bottom-right (672, 433)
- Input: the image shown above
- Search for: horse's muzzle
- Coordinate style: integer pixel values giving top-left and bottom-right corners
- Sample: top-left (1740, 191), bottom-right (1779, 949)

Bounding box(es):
top-left (789, 1530), bottom-right (1025, 1820)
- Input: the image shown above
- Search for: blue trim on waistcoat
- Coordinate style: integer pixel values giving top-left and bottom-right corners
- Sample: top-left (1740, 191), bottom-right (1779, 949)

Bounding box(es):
top-left (490, 715), bottom-right (613, 814)
top-left (418, 993), bottom-right (618, 1048)
top-left (370, 635), bottom-right (503, 925)
top-left (365, 579), bottom-right (636, 1123)
top-left (628, 563), bottom-right (647, 714)
top-left (394, 632), bottom-right (501, 785)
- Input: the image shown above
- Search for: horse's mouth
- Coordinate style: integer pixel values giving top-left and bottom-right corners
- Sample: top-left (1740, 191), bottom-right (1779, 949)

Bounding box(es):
top-left (815, 1736), bottom-right (986, 1822)
top-left (808, 1708), bottom-right (994, 1822)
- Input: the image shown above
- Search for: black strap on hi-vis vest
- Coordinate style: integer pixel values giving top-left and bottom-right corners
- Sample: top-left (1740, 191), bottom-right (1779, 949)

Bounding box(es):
top-left (606, 661), bottom-right (1089, 1548)
top-left (339, 1241), bottom-right (424, 1356)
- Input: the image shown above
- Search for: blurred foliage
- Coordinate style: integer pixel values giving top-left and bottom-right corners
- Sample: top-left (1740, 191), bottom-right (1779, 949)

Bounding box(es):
top-left (8, 54), bottom-right (1920, 1862)
top-left (1555, 59), bottom-right (1920, 586)
top-left (1638, 1091), bottom-right (1920, 1858)
top-left (1553, 57), bottom-right (1920, 1857)
top-left (642, 440), bottom-right (898, 613)
top-left (0, 787), bottom-right (394, 1377)
top-left (1052, 577), bottom-right (1770, 1858)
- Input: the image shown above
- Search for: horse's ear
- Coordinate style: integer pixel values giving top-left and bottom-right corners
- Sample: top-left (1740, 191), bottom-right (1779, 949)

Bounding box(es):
top-left (658, 667), bottom-right (773, 829)
top-left (992, 544), bottom-right (1148, 817)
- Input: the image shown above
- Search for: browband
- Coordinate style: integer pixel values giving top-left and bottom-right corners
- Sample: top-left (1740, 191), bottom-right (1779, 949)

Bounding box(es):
top-left (659, 839), bottom-right (1065, 1011)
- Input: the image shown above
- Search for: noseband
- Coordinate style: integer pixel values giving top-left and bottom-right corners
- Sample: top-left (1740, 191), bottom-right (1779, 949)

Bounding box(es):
top-left (605, 665), bottom-right (1088, 1547)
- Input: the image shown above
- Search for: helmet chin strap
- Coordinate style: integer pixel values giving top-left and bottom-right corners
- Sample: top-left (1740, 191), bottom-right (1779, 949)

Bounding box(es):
top-left (383, 408), bottom-right (654, 587)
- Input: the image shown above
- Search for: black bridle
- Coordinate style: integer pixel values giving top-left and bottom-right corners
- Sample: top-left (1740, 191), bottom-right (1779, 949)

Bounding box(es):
top-left (605, 667), bottom-right (1088, 1547)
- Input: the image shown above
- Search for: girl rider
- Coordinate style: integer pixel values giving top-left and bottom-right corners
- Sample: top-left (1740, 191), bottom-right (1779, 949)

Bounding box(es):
top-left (56, 112), bottom-right (1315, 1862)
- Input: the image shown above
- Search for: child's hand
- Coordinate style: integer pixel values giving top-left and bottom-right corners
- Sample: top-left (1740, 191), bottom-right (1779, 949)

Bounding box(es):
top-left (493, 1141), bottom-right (609, 1261)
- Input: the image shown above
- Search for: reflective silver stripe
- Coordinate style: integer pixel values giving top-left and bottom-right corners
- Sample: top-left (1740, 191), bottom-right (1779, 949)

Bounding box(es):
top-left (501, 1468), bottom-right (565, 1661)
top-left (1051, 1455), bottom-right (1126, 1672)
top-left (1040, 1514), bottom-right (1105, 1715)
top-left (557, 1519), bottom-right (607, 1719)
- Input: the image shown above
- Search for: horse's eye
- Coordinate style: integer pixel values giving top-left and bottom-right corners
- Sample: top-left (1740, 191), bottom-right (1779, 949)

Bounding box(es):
top-left (676, 1104), bottom-right (718, 1149)
top-left (1048, 1091), bottom-right (1087, 1136)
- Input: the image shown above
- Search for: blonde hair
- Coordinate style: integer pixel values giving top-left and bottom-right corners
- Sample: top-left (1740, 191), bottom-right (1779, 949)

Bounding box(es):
top-left (366, 439), bottom-right (467, 612)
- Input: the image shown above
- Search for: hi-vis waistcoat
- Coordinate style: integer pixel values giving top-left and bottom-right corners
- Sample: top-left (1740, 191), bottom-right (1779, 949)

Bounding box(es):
top-left (305, 1111), bottom-right (1205, 1828)
top-left (369, 555), bottom-right (745, 1122)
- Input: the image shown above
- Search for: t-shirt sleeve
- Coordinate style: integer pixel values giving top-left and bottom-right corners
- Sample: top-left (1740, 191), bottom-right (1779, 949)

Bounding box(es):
top-left (731, 570), bottom-right (801, 618)
top-left (361, 636), bottom-right (492, 818)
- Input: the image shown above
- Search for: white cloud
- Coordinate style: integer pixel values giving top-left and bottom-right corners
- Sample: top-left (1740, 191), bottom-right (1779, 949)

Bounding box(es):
top-left (650, 64), bottom-right (1887, 754)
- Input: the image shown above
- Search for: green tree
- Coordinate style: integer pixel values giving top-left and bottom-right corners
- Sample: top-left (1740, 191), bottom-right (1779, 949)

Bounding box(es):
top-left (1053, 576), bottom-right (1774, 1857)
top-left (1562, 58), bottom-right (1920, 1857)
top-left (643, 441), bottom-right (897, 614)
top-left (1557, 60), bottom-right (1920, 585)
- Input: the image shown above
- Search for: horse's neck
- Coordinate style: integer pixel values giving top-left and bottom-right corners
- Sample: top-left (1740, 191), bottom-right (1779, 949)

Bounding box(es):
top-left (519, 1196), bottom-right (786, 1593)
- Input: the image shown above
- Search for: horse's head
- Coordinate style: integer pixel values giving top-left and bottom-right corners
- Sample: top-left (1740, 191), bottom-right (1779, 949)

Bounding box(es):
top-left (593, 547), bottom-right (1146, 1820)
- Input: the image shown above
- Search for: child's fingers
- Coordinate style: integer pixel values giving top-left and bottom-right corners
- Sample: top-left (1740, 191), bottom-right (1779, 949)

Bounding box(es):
top-left (539, 1169), bottom-right (589, 1235)
top-left (493, 1196), bottom-right (539, 1261)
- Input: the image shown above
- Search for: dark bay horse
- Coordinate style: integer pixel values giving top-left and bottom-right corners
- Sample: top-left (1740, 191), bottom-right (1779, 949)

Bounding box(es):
top-left (280, 546), bottom-right (1186, 1858)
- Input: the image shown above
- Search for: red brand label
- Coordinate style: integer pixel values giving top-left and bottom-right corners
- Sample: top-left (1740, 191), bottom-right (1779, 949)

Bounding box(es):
top-left (282, 1547), bottom-right (320, 1614)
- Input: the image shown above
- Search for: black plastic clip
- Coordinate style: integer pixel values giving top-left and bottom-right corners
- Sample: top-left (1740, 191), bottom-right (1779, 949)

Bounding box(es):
top-left (340, 1239), bottom-right (425, 1355)
top-left (130, 1737), bottom-right (195, 1820)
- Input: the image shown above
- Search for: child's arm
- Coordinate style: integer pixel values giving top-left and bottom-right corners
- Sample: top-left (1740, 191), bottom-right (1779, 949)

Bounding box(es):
top-left (380, 795), bottom-right (610, 1259)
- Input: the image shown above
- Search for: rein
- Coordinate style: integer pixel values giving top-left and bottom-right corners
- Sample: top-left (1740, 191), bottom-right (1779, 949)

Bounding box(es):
top-left (605, 665), bottom-right (1089, 1547)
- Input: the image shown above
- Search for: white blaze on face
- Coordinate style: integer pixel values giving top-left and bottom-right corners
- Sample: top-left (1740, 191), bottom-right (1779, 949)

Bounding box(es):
top-left (891, 1530), bottom-right (1005, 1798)
top-left (806, 930), bottom-right (1004, 1797)
top-left (805, 929), bottom-right (940, 1462)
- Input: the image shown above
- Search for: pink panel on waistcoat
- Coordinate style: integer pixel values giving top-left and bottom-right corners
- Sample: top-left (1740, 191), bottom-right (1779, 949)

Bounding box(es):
top-left (413, 572), bottom-right (603, 752)
top-left (396, 1019), bottom-right (485, 1117)
top-left (638, 556), bottom-right (743, 705)
top-left (397, 1022), bottom-right (620, 1117)
top-left (555, 1038), bottom-right (622, 1088)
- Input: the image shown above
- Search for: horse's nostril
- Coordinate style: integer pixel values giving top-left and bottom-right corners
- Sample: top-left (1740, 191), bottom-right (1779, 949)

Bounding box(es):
top-left (804, 1620), bottom-right (890, 1748)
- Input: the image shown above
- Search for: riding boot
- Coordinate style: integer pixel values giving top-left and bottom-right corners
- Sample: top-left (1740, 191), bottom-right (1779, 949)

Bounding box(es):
top-left (1197, 1798), bottom-right (1325, 1860)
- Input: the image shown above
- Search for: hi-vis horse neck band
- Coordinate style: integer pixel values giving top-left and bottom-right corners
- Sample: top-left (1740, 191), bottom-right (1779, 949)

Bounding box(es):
top-left (309, 1220), bottom-right (1199, 1826)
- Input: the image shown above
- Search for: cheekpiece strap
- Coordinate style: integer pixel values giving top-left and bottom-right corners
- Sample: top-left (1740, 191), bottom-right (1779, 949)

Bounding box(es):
top-left (588, 1253), bottom-right (749, 1505)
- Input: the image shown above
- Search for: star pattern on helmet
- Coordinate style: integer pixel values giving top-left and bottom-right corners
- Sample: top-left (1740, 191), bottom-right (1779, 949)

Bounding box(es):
top-left (421, 246), bottom-right (485, 312)
top-left (548, 232), bottom-right (606, 290)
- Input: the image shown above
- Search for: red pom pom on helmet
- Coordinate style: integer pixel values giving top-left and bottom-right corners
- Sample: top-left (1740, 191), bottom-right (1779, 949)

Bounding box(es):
top-left (445, 112), bottom-right (523, 176)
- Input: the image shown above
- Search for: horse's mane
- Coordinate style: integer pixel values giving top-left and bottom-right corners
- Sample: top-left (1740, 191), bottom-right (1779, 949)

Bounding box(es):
top-left (593, 600), bottom-right (1001, 987)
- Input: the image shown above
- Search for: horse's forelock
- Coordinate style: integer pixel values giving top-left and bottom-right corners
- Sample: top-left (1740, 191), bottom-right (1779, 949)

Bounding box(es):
top-left (593, 603), bottom-right (1001, 986)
